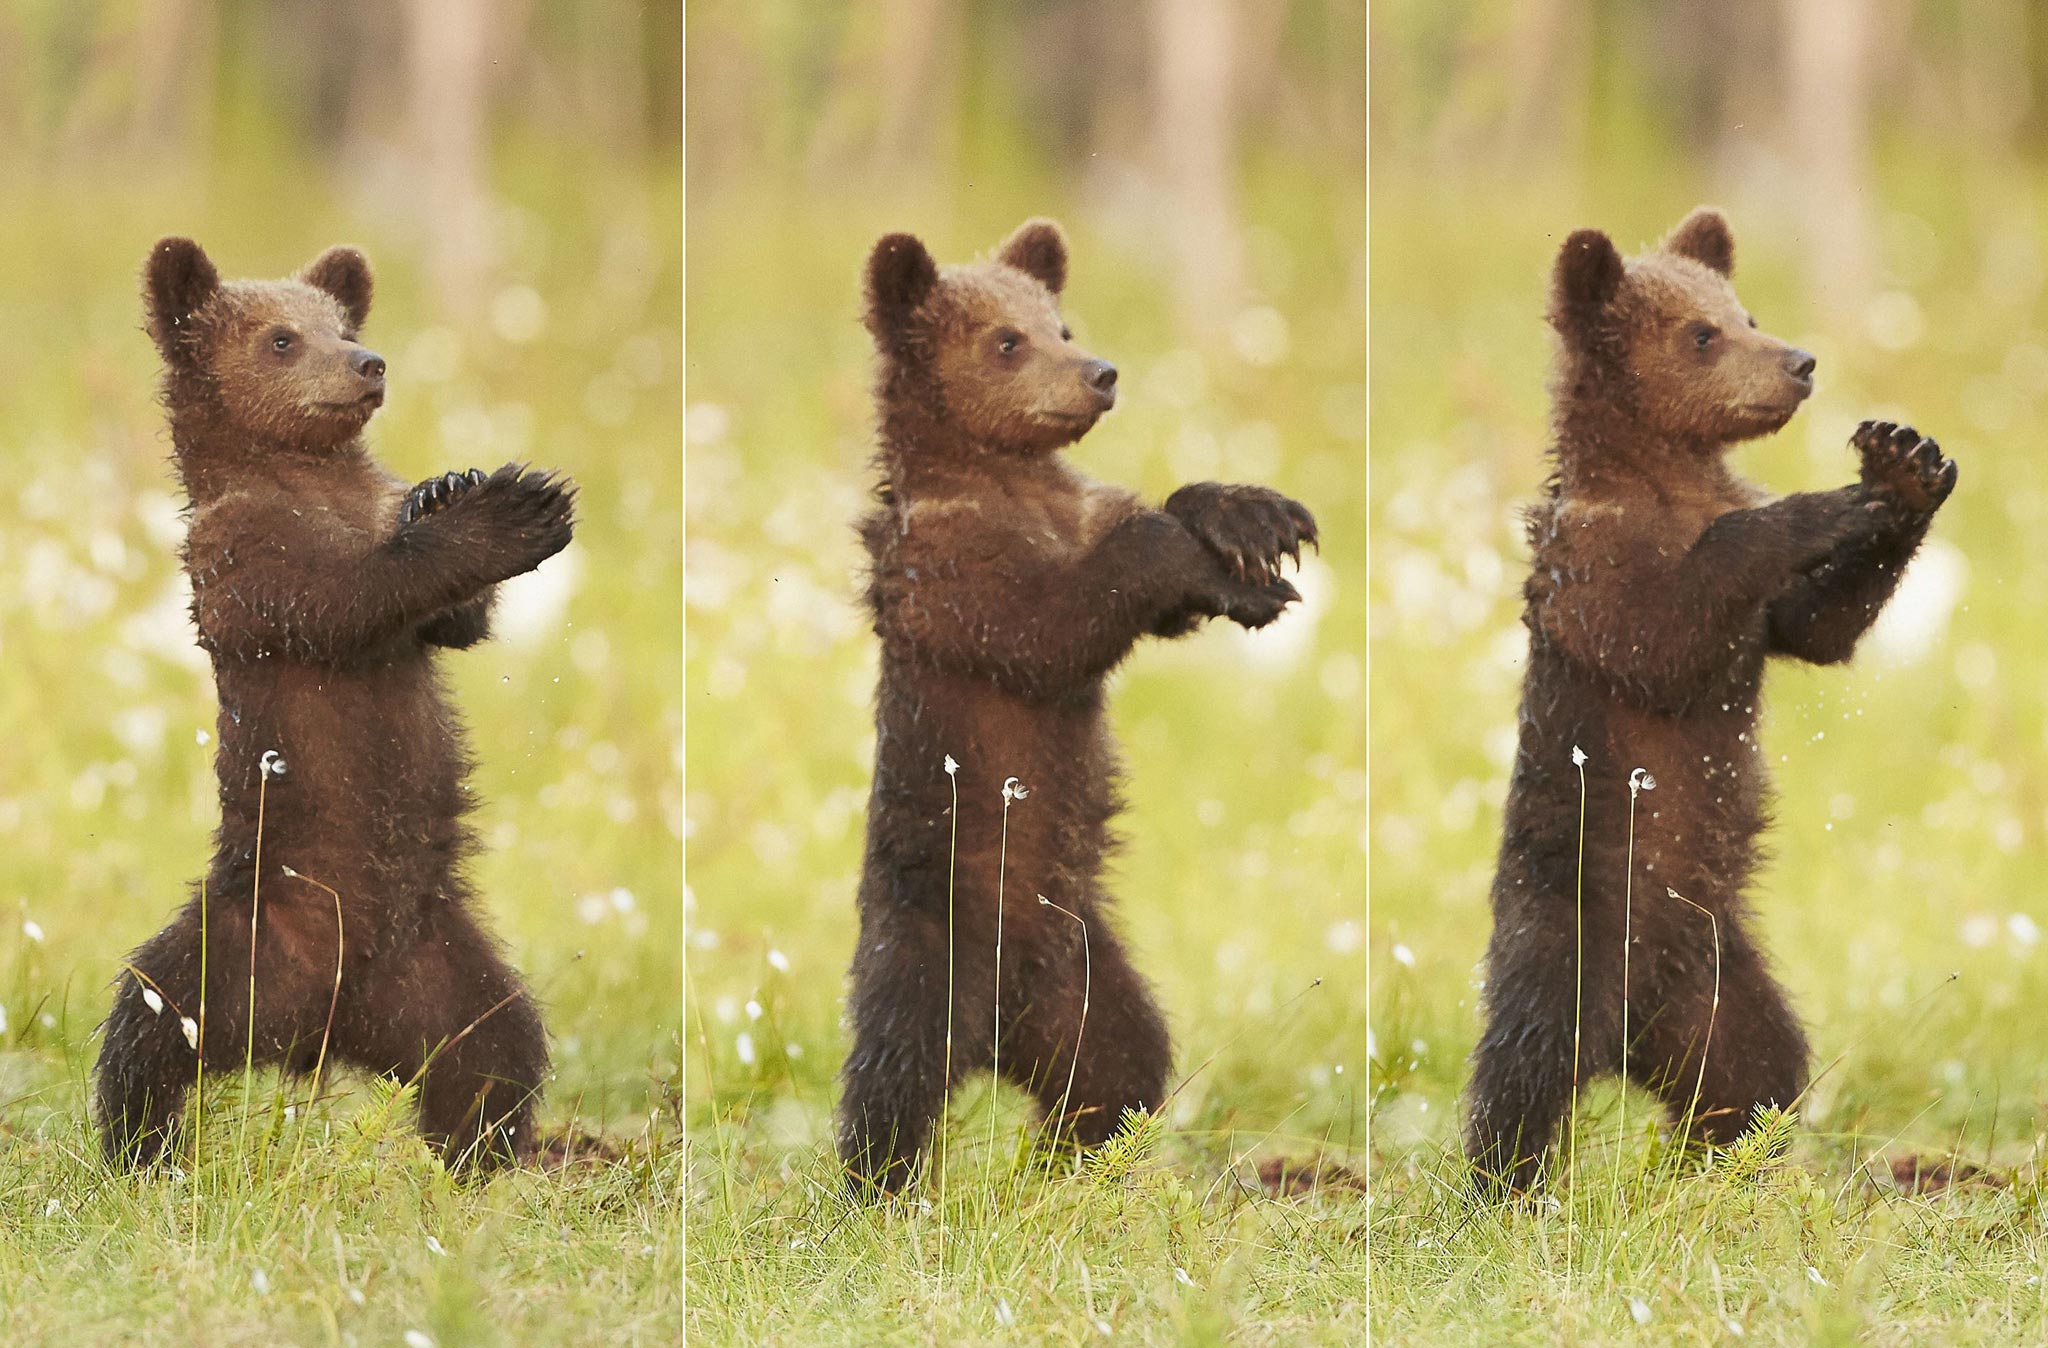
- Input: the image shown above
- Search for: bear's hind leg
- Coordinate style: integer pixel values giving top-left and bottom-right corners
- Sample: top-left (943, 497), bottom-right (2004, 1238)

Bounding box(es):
top-left (96, 887), bottom-right (334, 1168)
top-left (96, 936), bottom-right (202, 1169)
top-left (1634, 932), bottom-right (1809, 1149)
top-left (1465, 913), bottom-right (1623, 1197)
top-left (1006, 920), bottom-right (1170, 1149)
top-left (337, 903), bottom-right (547, 1171)
top-left (836, 906), bottom-right (987, 1198)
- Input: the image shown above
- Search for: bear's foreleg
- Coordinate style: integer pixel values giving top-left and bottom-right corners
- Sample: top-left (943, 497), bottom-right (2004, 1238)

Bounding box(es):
top-left (1767, 422), bottom-right (1957, 665)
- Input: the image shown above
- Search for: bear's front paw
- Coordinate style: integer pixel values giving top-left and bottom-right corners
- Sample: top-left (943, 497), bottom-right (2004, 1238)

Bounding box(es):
top-left (399, 468), bottom-right (489, 525)
top-left (1164, 482), bottom-right (1319, 585)
top-left (1852, 420), bottom-right (1958, 516)
top-left (1217, 575), bottom-right (1301, 630)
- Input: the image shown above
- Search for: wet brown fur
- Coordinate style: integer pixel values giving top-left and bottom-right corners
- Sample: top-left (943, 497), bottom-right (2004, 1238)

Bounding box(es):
top-left (94, 238), bottom-right (576, 1172)
top-left (838, 219), bottom-right (1319, 1195)
top-left (1465, 208), bottom-right (1958, 1195)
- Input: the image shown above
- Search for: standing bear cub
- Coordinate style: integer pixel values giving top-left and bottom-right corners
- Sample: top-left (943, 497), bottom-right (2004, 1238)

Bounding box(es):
top-left (95, 238), bottom-right (575, 1171)
top-left (1466, 208), bottom-right (1958, 1195)
top-left (840, 219), bottom-right (1318, 1194)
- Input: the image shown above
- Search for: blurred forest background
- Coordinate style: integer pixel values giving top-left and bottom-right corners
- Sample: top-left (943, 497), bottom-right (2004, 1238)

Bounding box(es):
top-left (687, 2), bottom-right (1368, 1340)
top-left (1374, 1), bottom-right (2048, 1337)
top-left (0, 3), bottom-right (682, 1342)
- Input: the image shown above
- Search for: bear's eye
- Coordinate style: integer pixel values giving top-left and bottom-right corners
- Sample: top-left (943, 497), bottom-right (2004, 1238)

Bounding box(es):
top-left (1060, 325), bottom-right (1072, 342)
top-left (995, 329), bottom-right (1024, 356)
top-left (271, 331), bottom-right (296, 353)
top-left (1692, 324), bottom-right (1719, 350)
top-left (1746, 314), bottom-right (1758, 329)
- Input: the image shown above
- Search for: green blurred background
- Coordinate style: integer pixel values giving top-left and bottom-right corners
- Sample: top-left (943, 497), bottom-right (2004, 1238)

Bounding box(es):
top-left (685, 0), bottom-right (1366, 1189)
top-left (1373, 0), bottom-right (2048, 1172)
top-left (0, 0), bottom-right (683, 1144)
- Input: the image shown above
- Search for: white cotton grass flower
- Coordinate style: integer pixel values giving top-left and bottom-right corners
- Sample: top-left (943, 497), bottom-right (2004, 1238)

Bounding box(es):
top-left (404, 1332), bottom-right (436, 1348)
top-left (1807, 1266), bottom-right (1827, 1286)
top-left (735, 1032), bottom-right (756, 1066)
top-left (259, 749), bottom-right (287, 778)
top-left (180, 1016), bottom-right (199, 1051)
top-left (1392, 943), bottom-right (1416, 968)
top-left (1173, 1267), bottom-right (1195, 1288)
top-left (2009, 913), bottom-right (2041, 948)
top-left (1572, 745), bottom-right (1587, 767)
top-left (1630, 768), bottom-right (1657, 795)
top-left (944, 754), bottom-right (958, 776)
top-left (22, 920), bottom-right (43, 943)
top-left (995, 1299), bottom-right (1015, 1328)
top-left (766, 948), bottom-right (790, 973)
top-left (141, 987), bottom-right (164, 1016)
top-left (195, 728), bottom-right (210, 746)
top-left (250, 1268), bottom-right (270, 1294)
top-left (1002, 776), bottom-right (1029, 801)
top-left (1628, 1296), bottom-right (1652, 1325)
top-left (744, 999), bottom-right (763, 1022)
top-left (425, 1236), bottom-right (448, 1256)
top-left (44, 1198), bottom-right (60, 1217)
top-left (0, 1004), bottom-right (9, 1034)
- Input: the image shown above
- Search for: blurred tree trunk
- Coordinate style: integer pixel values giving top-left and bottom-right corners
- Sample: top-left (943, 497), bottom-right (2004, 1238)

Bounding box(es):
top-left (1783, 0), bottom-right (1874, 312)
top-left (1148, 0), bottom-right (1244, 331)
top-left (128, 0), bottom-right (216, 161)
top-left (406, 0), bottom-right (494, 315)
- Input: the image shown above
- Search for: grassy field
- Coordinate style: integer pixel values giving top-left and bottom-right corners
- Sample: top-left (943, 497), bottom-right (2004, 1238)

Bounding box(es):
top-left (683, 170), bottom-right (1367, 1344)
top-left (0, 155), bottom-right (682, 1345)
top-left (1368, 153), bottom-right (2048, 1344)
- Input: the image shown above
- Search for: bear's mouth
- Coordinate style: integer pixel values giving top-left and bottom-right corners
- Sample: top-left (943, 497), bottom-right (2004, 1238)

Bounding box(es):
top-left (317, 391), bottom-right (384, 413)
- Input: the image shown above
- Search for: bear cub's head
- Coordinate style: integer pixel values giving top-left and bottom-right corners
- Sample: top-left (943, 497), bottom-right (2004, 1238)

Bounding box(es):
top-left (864, 218), bottom-right (1118, 454)
top-left (1551, 207), bottom-right (1816, 445)
top-left (145, 237), bottom-right (387, 449)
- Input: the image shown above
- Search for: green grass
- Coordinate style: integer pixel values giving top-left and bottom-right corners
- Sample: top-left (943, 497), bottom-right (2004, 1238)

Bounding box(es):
top-left (0, 150), bottom-right (682, 1345)
top-left (1368, 147), bottom-right (2048, 1343)
top-left (684, 170), bottom-right (1367, 1344)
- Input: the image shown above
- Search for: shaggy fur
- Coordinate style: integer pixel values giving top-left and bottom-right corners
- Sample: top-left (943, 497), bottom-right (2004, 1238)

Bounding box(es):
top-left (838, 219), bottom-right (1318, 1195)
top-left (94, 237), bottom-right (576, 1172)
top-left (1464, 208), bottom-right (1959, 1195)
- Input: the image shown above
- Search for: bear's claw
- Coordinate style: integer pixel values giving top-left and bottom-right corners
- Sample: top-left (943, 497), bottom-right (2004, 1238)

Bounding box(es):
top-left (1852, 419), bottom-right (1957, 516)
top-left (1164, 482), bottom-right (1320, 588)
top-left (399, 467), bottom-right (493, 526)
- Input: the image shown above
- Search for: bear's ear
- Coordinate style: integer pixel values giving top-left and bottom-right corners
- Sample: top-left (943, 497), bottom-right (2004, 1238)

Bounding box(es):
top-left (997, 218), bottom-right (1067, 296)
top-left (144, 237), bottom-right (220, 355)
top-left (1662, 207), bottom-right (1734, 277)
top-left (864, 233), bottom-right (938, 345)
top-left (301, 246), bottom-right (373, 330)
top-left (1550, 228), bottom-right (1624, 340)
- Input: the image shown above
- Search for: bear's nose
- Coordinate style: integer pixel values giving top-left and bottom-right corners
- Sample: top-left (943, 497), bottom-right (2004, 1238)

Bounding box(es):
top-left (1784, 348), bottom-right (1816, 381)
top-left (1083, 360), bottom-right (1118, 393)
top-left (352, 349), bottom-right (387, 381)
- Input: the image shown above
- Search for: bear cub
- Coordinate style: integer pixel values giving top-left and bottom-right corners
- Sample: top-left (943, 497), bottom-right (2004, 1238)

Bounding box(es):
top-left (94, 238), bottom-right (576, 1171)
top-left (839, 219), bottom-right (1318, 1194)
top-left (1466, 208), bottom-right (1958, 1194)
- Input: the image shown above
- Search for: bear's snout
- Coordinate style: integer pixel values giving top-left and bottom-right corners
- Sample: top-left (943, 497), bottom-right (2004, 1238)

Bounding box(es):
top-left (350, 348), bottom-right (387, 384)
top-left (1783, 347), bottom-right (1816, 386)
top-left (1083, 359), bottom-right (1118, 408)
